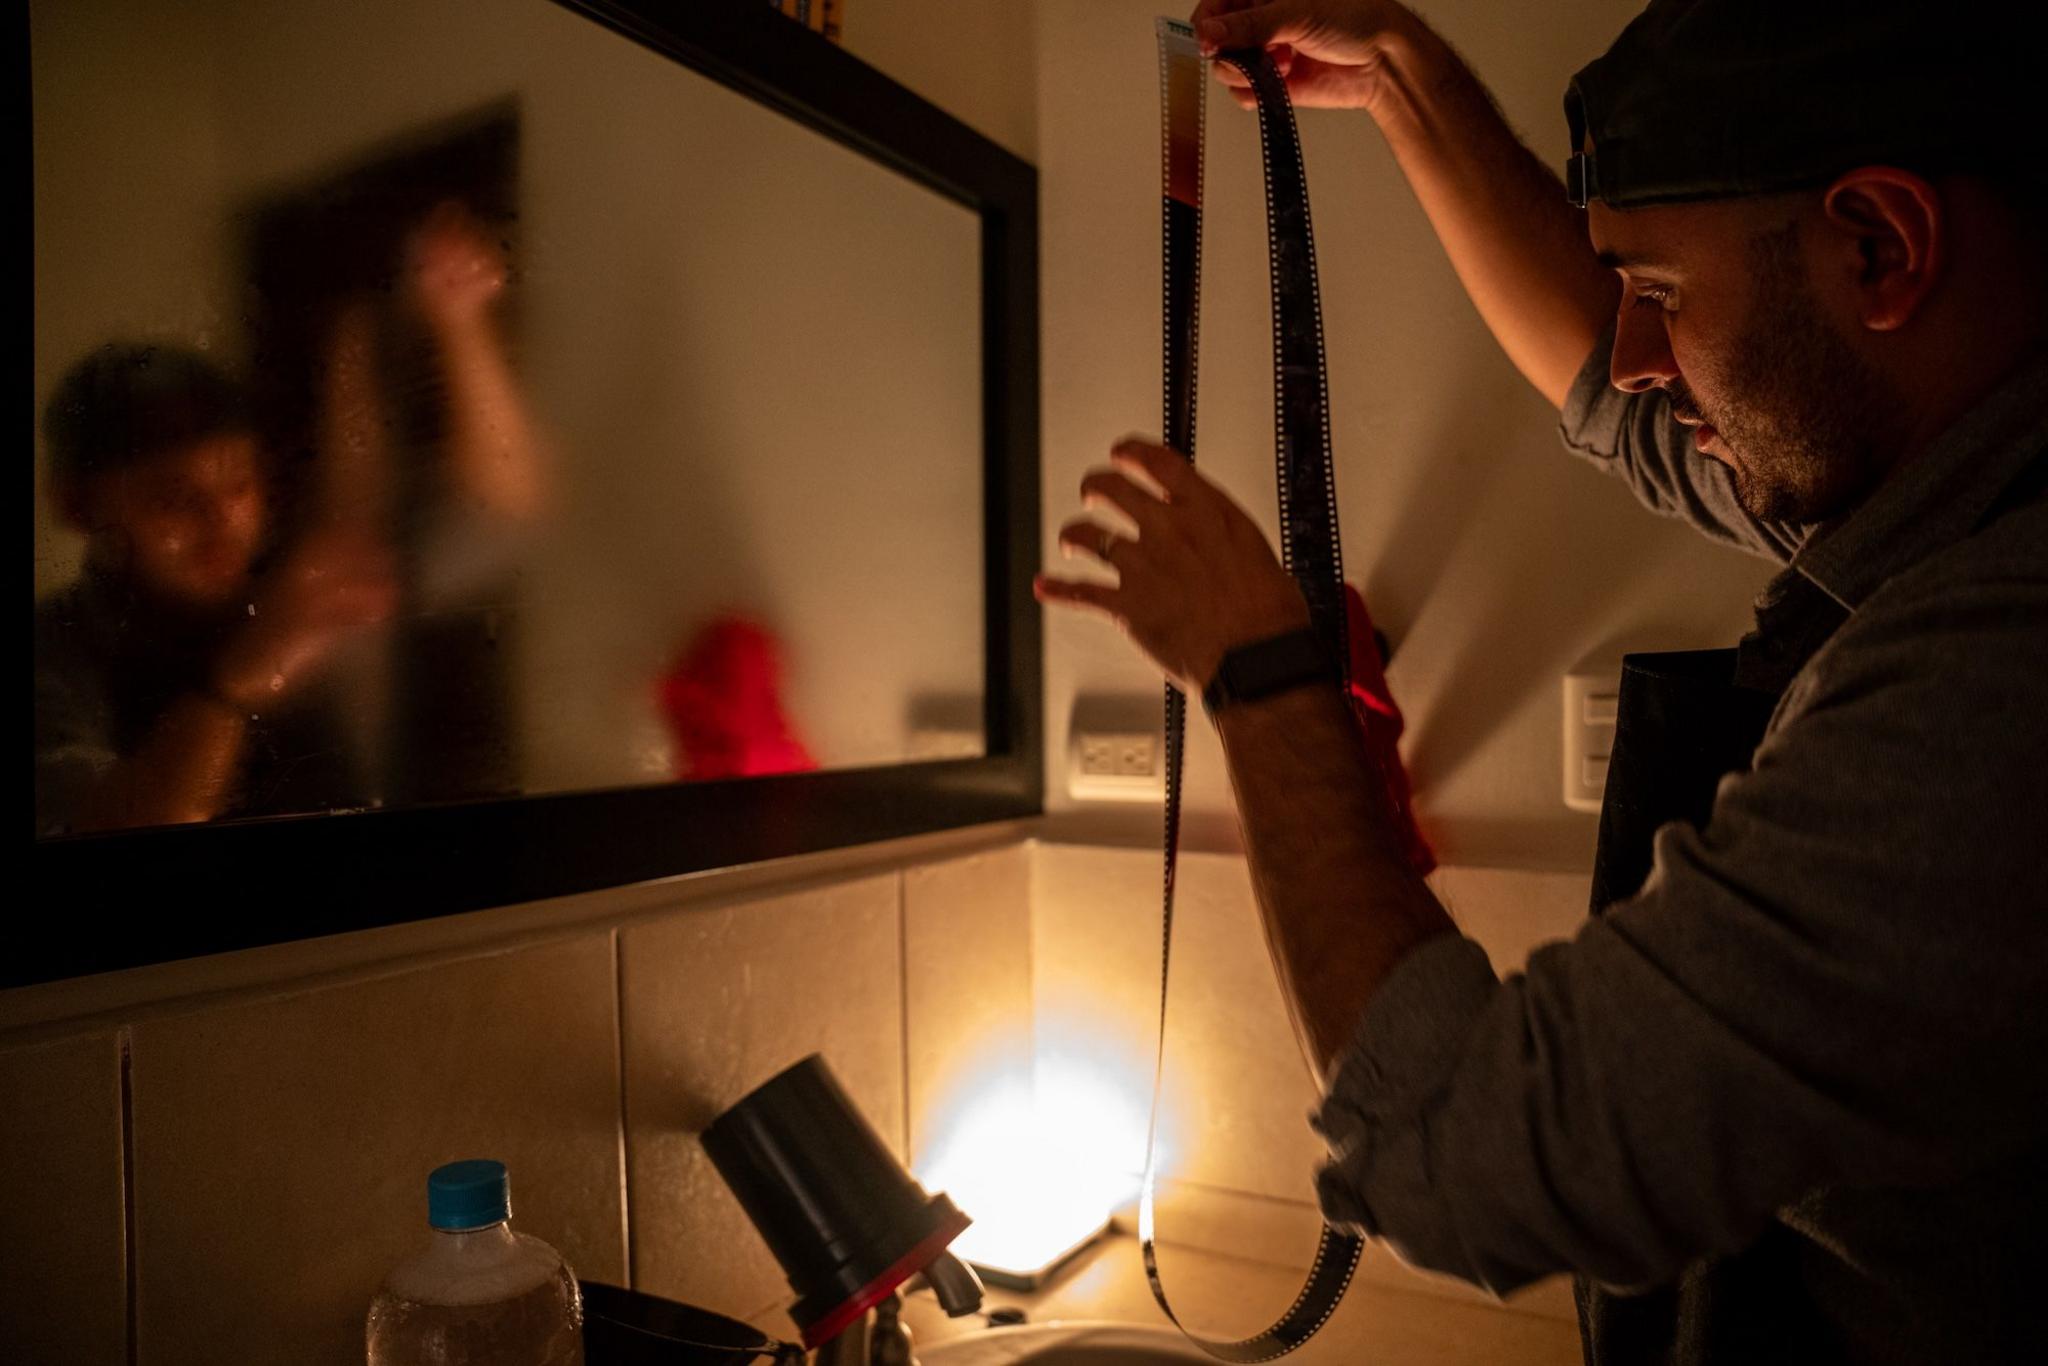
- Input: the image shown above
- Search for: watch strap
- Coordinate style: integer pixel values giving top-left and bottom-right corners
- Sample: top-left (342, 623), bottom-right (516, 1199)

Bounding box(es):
top-left (1202, 627), bottom-right (1337, 714)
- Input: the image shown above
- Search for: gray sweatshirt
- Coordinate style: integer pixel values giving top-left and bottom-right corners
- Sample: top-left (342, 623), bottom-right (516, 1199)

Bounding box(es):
top-left (1312, 340), bottom-right (2048, 1363)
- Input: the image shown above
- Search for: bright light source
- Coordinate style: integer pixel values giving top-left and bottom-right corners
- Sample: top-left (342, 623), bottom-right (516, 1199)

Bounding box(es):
top-left (916, 1046), bottom-right (1163, 1286)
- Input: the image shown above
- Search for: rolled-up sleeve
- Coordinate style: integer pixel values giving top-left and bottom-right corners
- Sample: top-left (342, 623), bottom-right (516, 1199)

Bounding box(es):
top-left (1311, 558), bottom-right (2048, 1295)
top-left (1558, 329), bottom-right (1803, 563)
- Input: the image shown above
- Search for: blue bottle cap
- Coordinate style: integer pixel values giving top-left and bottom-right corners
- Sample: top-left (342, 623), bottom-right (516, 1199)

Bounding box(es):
top-left (428, 1159), bottom-right (511, 1231)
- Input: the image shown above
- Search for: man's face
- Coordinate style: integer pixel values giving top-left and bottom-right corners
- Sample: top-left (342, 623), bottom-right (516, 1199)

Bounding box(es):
top-left (75, 432), bottom-right (268, 607)
top-left (1589, 196), bottom-right (1896, 524)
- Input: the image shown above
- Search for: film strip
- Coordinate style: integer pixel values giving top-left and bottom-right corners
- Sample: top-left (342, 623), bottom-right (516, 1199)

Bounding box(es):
top-left (1139, 19), bottom-right (1363, 1362)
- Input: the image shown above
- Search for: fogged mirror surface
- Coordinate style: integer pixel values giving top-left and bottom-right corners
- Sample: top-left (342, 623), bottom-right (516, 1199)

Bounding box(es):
top-left (33, 0), bottom-right (985, 836)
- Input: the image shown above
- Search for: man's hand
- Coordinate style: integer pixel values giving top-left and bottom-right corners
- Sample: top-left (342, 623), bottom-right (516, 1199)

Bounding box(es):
top-left (408, 200), bottom-right (508, 335)
top-left (213, 530), bottom-right (397, 712)
top-left (1034, 436), bottom-right (1309, 693)
top-left (1192, 0), bottom-right (1423, 112)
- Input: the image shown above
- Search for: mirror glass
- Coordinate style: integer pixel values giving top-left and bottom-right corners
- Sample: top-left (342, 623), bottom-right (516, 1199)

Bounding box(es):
top-left (33, 0), bottom-right (987, 837)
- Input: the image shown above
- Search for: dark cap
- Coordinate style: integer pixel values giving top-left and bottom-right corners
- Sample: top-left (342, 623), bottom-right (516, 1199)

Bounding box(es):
top-left (1565, 0), bottom-right (2033, 209)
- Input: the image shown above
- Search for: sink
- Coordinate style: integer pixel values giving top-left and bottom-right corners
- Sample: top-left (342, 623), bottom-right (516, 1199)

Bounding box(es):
top-left (918, 1322), bottom-right (1213, 1365)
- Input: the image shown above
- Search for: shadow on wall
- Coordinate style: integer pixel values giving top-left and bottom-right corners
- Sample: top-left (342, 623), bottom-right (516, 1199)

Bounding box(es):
top-left (1354, 334), bottom-right (1773, 868)
top-left (1360, 350), bottom-right (1568, 799)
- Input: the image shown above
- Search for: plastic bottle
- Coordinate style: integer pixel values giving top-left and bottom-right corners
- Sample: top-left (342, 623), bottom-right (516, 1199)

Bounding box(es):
top-left (366, 1158), bottom-right (584, 1366)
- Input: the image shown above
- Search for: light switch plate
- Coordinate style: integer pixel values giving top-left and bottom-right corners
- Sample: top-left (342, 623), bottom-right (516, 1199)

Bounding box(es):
top-left (1562, 665), bottom-right (1620, 813)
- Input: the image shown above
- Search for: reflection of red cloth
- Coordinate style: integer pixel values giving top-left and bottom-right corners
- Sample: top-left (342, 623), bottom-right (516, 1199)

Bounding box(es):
top-left (656, 616), bottom-right (817, 781)
top-left (1343, 585), bottom-right (1435, 876)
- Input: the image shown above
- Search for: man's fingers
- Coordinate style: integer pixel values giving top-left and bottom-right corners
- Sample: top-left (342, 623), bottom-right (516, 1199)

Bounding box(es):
top-left (1213, 44), bottom-right (1294, 90)
top-left (1110, 435), bottom-right (1199, 499)
top-left (1080, 469), bottom-right (1169, 535)
top-left (1033, 573), bottom-right (1123, 620)
top-left (1057, 515), bottom-right (1152, 570)
top-left (1196, 0), bottom-right (1310, 55)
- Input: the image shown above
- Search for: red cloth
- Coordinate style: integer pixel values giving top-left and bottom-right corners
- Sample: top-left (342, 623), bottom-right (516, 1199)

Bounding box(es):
top-left (656, 616), bottom-right (817, 781)
top-left (1343, 584), bottom-right (1435, 875)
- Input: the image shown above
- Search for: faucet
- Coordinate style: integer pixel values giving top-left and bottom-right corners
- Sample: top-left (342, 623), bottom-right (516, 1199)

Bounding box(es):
top-left (812, 1250), bottom-right (984, 1366)
top-left (917, 1249), bottom-right (986, 1318)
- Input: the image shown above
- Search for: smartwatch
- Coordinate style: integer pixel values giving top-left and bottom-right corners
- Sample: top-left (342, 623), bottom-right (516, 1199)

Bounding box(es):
top-left (1201, 627), bottom-right (1337, 714)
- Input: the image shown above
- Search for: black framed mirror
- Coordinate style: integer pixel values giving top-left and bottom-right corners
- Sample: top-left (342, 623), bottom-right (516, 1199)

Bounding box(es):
top-left (26, 0), bottom-right (1041, 987)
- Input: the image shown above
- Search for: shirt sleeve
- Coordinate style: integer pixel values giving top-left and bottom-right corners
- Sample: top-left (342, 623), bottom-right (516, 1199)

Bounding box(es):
top-left (1311, 556), bottom-right (2048, 1295)
top-left (34, 625), bottom-right (118, 837)
top-left (1558, 327), bottom-right (1805, 564)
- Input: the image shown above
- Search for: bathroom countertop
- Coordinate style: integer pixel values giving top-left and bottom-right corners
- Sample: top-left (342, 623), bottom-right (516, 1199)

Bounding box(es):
top-left (897, 1232), bottom-right (1582, 1366)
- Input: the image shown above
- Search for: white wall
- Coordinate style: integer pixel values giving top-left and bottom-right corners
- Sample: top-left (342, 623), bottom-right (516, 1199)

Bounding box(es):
top-left (30, 0), bottom-right (238, 595)
top-left (1034, 1), bottom-right (1775, 870)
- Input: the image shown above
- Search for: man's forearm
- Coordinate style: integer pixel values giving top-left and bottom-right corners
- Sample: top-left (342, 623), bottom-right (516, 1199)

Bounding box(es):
top-left (432, 316), bottom-right (545, 522)
top-left (1216, 683), bottom-right (1455, 1086)
top-left (1369, 16), bottom-right (1617, 408)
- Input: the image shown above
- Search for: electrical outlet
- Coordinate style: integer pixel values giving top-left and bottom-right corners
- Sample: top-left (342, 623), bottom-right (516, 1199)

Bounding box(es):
top-left (1068, 697), bottom-right (1167, 802)
top-left (1114, 734), bottom-right (1157, 777)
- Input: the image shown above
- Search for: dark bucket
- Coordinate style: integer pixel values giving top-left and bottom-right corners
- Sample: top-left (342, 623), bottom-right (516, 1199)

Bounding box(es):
top-left (581, 1281), bottom-right (805, 1366)
top-left (701, 1054), bottom-right (969, 1349)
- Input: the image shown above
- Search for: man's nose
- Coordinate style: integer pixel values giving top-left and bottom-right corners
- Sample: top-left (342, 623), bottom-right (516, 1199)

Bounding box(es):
top-left (1609, 302), bottom-right (1679, 394)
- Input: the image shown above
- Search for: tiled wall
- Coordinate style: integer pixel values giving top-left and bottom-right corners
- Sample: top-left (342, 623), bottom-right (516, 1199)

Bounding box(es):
top-left (0, 835), bottom-right (1030, 1366)
top-left (0, 836), bottom-right (1587, 1362)
top-left (1030, 843), bottom-right (1591, 1318)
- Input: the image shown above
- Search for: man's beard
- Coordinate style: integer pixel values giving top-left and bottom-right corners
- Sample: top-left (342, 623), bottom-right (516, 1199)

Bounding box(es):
top-left (1671, 223), bottom-right (1896, 525)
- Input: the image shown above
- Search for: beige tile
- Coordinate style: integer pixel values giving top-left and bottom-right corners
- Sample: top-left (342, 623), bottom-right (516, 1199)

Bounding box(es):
top-left (1158, 1238), bottom-right (1580, 1366)
top-left (1429, 865), bottom-right (1591, 976)
top-left (1158, 852), bottom-right (1326, 1202)
top-left (1032, 844), bottom-right (1323, 1205)
top-left (620, 875), bottom-right (904, 1326)
top-left (1132, 1181), bottom-right (1573, 1323)
top-left (903, 1232), bottom-right (1580, 1365)
top-left (2, 821), bottom-right (1030, 1039)
top-left (1131, 1179), bottom-right (1331, 1274)
top-left (0, 1031), bottom-right (125, 1366)
top-left (1033, 849), bottom-right (1600, 1207)
top-left (904, 843), bottom-right (1033, 1171)
top-left (128, 935), bottom-right (622, 1366)
top-left (1030, 843), bottom-right (1177, 1188)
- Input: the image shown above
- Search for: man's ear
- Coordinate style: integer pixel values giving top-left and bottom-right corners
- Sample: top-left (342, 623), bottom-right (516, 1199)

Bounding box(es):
top-left (1820, 167), bottom-right (1944, 332)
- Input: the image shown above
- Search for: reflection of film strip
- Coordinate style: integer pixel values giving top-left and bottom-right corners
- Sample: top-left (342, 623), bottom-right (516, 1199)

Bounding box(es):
top-left (771, 0), bottom-right (843, 44)
top-left (1142, 19), bottom-right (1362, 1363)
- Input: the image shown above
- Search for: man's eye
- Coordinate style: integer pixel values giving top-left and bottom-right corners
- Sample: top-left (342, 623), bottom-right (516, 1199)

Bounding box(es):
top-left (1632, 286), bottom-right (1676, 311)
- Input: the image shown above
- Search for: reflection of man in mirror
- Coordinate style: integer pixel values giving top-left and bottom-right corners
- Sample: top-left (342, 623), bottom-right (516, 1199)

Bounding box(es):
top-left (34, 345), bottom-right (395, 834)
top-left (36, 203), bottom-right (549, 835)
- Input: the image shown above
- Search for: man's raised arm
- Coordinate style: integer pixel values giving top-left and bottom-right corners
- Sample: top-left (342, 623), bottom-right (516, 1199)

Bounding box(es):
top-left (1196, 0), bottom-right (1617, 407)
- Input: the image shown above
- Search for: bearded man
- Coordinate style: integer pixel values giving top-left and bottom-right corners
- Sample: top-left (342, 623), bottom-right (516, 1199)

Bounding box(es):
top-left (1038, 2), bottom-right (2046, 1360)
